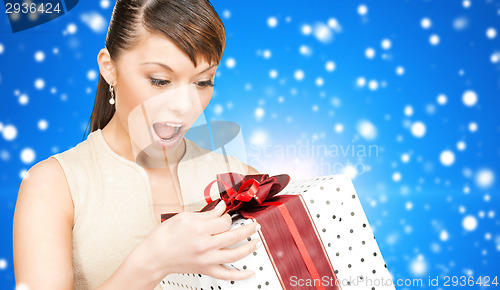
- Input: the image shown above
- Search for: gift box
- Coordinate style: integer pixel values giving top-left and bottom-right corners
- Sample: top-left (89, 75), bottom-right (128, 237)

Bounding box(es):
top-left (159, 173), bottom-right (395, 289)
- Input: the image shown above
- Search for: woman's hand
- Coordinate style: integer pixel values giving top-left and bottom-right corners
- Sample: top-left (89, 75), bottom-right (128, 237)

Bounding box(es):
top-left (136, 200), bottom-right (260, 282)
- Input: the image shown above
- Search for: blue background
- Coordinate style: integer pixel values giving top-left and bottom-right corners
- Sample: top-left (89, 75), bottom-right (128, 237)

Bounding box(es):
top-left (1, 0), bottom-right (499, 288)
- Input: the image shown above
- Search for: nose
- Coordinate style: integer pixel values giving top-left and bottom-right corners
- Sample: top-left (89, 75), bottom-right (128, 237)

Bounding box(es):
top-left (165, 84), bottom-right (197, 115)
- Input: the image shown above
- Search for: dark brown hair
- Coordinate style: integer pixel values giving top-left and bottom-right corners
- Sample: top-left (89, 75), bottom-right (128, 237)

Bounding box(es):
top-left (83, 0), bottom-right (226, 140)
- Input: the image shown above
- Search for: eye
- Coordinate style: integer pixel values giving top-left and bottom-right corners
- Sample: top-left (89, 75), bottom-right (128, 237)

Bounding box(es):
top-left (149, 78), bottom-right (171, 87)
top-left (195, 80), bottom-right (215, 88)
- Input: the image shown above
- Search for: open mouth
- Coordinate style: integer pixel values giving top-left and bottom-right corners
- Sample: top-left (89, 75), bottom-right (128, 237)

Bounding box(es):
top-left (152, 122), bottom-right (183, 142)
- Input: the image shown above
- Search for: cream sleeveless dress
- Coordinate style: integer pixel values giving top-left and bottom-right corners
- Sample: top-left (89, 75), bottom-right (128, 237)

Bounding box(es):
top-left (50, 129), bottom-right (249, 290)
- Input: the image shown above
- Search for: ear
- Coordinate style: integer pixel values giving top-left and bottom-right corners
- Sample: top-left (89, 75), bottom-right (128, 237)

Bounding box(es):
top-left (97, 48), bottom-right (116, 85)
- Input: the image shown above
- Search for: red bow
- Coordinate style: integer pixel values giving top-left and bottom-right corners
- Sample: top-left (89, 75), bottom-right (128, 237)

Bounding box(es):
top-left (201, 172), bottom-right (291, 214)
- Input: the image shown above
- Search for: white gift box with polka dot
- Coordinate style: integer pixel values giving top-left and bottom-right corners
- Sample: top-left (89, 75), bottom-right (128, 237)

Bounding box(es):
top-left (160, 174), bottom-right (395, 289)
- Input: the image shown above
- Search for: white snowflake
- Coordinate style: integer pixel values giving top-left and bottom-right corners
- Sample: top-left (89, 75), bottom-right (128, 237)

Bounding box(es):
top-left (357, 77), bottom-right (366, 87)
top-left (20, 148), bottom-right (36, 164)
top-left (440, 230), bottom-right (449, 241)
top-left (38, 119), bottom-right (48, 131)
top-left (440, 150), bottom-right (455, 166)
top-left (368, 79), bottom-right (378, 90)
top-left (381, 38), bottom-right (392, 50)
top-left (365, 47), bottom-right (375, 59)
top-left (437, 94), bottom-right (447, 105)
top-left (100, 0), bottom-right (110, 9)
top-left (34, 78), bottom-right (45, 90)
top-left (468, 122), bottom-right (478, 132)
top-left (34, 51), bottom-right (45, 62)
top-left (357, 120), bottom-right (377, 140)
top-left (357, 4), bottom-right (368, 15)
top-left (411, 121), bottom-right (426, 138)
top-left (429, 34), bottom-right (440, 45)
top-left (475, 169), bottom-right (494, 189)
top-left (294, 70), bottom-right (305, 81)
top-left (225, 57), bottom-right (236, 69)
top-left (462, 90), bottom-right (478, 107)
top-left (81, 12), bottom-right (107, 33)
top-left (19, 94), bottom-right (29, 105)
top-left (267, 17), bottom-right (278, 28)
top-left (325, 61), bottom-right (336, 72)
top-left (301, 24), bottom-right (312, 35)
top-left (393, 172), bottom-right (402, 182)
top-left (462, 215), bottom-right (477, 231)
top-left (66, 23), bottom-right (78, 34)
top-left (421, 17), bottom-right (432, 29)
top-left (404, 105), bottom-right (414, 116)
top-left (396, 66), bottom-right (405, 75)
top-left (254, 107), bottom-right (265, 121)
top-left (2, 125), bottom-right (17, 141)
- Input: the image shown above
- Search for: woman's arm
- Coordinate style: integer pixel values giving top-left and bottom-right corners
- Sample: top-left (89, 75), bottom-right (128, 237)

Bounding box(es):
top-left (14, 158), bottom-right (260, 290)
top-left (13, 158), bottom-right (162, 289)
top-left (13, 158), bottom-right (74, 289)
top-left (97, 201), bottom-right (260, 289)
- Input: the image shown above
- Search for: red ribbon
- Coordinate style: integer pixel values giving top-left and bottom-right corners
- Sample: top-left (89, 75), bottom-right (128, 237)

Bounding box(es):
top-left (262, 200), bottom-right (324, 289)
top-left (160, 172), bottom-right (338, 290)
top-left (201, 172), bottom-right (291, 214)
top-left (200, 172), bottom-right (338, 290)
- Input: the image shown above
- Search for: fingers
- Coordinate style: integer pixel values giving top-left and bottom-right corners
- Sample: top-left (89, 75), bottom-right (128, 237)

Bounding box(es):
top-left (211, 222), bottom-right (260, 249)
top-left (195, 200), bottom-right (226, 219)
top-left (204, 264), bottom-right (256, 281)
top-left (204, 213), bottom-right (232, 235)
top-left (212, 238), bottom-right (261, 265)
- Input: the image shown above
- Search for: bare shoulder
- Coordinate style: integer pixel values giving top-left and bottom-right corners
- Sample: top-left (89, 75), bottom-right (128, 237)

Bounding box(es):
top-left (17, 157), bottom-right (74, 214)
top-left (13, 157), bottom-right (74, 288)
top-left (242, 162), bottom-right (259, 174)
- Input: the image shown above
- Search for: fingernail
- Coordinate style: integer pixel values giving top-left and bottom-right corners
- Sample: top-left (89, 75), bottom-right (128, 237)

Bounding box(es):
top-left (250, 271), bottom-right (256, 277)
top-left (256, 240), bottom-right (263, 249)
top-left (255, 223), bottom-right (261, 232)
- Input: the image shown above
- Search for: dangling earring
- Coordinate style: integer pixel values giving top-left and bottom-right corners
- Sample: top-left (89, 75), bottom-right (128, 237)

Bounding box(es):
top-left (109, 84), bottom-right (115, 105)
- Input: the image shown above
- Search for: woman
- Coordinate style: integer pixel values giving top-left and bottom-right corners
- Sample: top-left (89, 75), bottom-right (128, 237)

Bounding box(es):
top-left (13, 0), bottom-right (261, 289)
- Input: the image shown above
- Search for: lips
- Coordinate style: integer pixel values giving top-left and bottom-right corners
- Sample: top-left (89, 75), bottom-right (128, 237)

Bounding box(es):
top-left (152, 122), bottom-right (183, 141)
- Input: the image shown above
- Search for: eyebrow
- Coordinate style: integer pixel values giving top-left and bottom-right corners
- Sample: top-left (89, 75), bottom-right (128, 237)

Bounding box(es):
top-left (141, 62), bottom-right (217, 75)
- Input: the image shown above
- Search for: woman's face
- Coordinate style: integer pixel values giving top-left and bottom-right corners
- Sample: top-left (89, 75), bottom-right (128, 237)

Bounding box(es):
top-left (109, 30), bottom-right (218, 162)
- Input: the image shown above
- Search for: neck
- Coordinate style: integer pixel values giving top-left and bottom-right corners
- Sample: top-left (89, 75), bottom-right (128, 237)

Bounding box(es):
top-left (101, 115), bottom-right (186, 168)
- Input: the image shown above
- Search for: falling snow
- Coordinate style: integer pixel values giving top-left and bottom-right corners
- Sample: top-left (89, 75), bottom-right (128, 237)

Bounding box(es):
top-left (357, 4), bottom-right (368, 16)
top-left (463, 215), bottom-right (478, 231)
top-left (81, 12), bottom-right (107, 33)
top-left (225, 57), bottom-right (236, 69)
top-left (440, 150), bottom-right (455, 166)
top-left (468, 122), bottom-right (478, 132)
top-left (462, 90), bottom-right (478, 107)
top-left (294, 70), bottom-right (305, 81)
top-left (357, 120), bottom-right (377, 140)
top-left (267, 17), bottom-right (278, 28)
top-left (20, 148), bottom-right (36, 164)
top-left (411, 121), bottom-right (426, 138)
top-left (437, 94), bottom-right (447, 105)
top-left (429, 34), bottom-right (440, 45)
top-left (34, 51), bottom-right (45, 62)
top-left (34, 78), bottom-right (45, 90)
top-left (325, 61), bottom-right (335, 72)
top-left (365, 47), bottom-right (376, 59)
top-left (475, 169), bottom-right (494, 189)
top-left (38, 119), bottom-right (48, 131)
top-left (2, 125), bottom-right (17, 141)
top-left (421, 17), bottom-right (432, 29)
